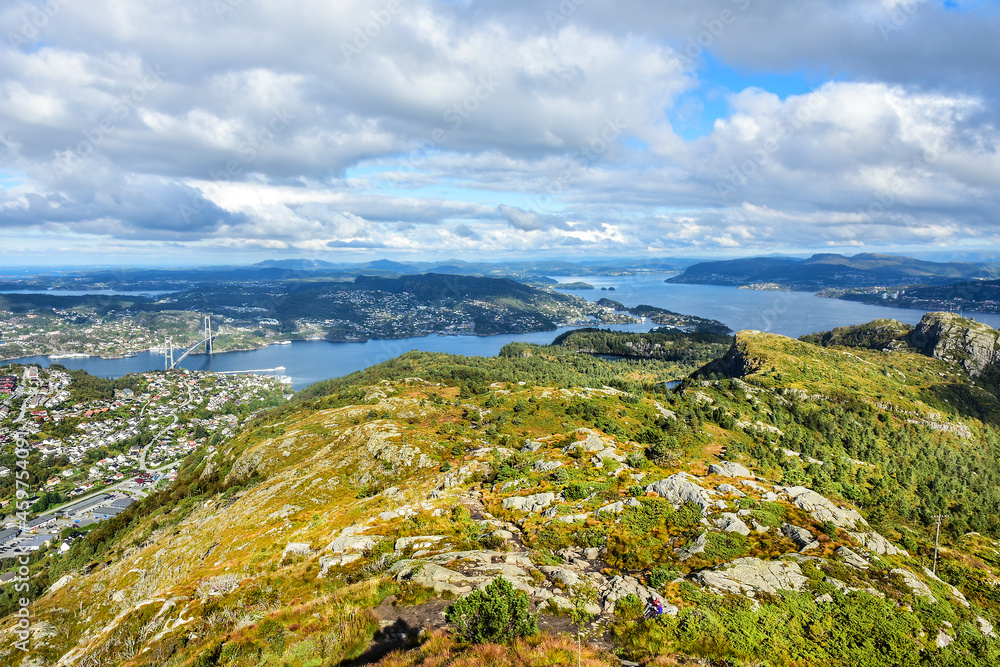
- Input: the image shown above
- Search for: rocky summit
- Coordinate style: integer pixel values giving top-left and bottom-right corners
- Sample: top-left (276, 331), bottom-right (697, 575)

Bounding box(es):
top-left (2, 319), bottom-right (1000, 667)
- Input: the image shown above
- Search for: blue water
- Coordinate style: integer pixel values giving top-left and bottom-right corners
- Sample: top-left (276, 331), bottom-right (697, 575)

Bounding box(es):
top-left (0, 290), bottom-right (176, 296)
top-left (8, 276), bottom-right (998, 390)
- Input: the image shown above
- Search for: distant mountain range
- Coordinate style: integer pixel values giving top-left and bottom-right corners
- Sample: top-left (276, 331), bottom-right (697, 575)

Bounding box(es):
top-left (667, 253), bottom-right (1000, 290)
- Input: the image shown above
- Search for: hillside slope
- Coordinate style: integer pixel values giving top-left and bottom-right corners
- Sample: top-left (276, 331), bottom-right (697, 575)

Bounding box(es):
top-left (3, 327), bottom-right (1000, 666)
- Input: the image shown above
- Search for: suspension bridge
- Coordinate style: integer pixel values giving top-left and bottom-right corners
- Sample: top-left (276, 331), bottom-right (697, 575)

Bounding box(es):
top-left (161, 316), bottom-right (218, 370)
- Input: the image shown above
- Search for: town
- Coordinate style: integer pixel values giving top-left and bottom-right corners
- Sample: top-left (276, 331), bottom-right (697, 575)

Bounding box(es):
top-left (0, 363), bottom-right (289, 563)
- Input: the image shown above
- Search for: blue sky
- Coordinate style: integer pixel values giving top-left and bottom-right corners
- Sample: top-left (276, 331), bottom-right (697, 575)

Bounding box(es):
top-left (0, 0), bottom-right (998, 265)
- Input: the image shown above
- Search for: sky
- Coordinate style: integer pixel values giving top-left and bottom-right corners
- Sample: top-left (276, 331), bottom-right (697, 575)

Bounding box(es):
top-left (1, 0), bottom-right (999, 266)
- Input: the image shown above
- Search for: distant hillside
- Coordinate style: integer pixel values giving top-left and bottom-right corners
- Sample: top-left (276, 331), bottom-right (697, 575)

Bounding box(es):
top-left (668, 253), bottom-right (999, 290)
top-left (831, 279), bottom-right (1000, 314)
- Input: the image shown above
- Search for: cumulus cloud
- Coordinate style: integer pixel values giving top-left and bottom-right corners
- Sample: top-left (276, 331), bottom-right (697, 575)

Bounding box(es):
top-left (0, 0), bottom-right (998, 260)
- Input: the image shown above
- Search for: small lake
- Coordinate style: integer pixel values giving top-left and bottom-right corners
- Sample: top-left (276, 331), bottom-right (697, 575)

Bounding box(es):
top-left (6, 275), bottom-right (998, 390)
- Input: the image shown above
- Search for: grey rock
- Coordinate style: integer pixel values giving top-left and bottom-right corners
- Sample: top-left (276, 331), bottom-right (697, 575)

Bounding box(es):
top-left (539, 566), bottom-right (582, 588)
top-left (394, 535), bottom-right (448, 552)
top-left (708, 461), bottom-right (753, 478)
top-left (555, 513), bottom-right (589, 524)
top-left (327, 535), bottom-right (377, 555)
top-left (782, 486), bottom-right (866, 529)
top-left (848, 531), bottom-right (907, 557)
top-left (694, 557), bottom-right (810, 595)
top-left (502, 492), bottom-right (558, 513)
top-left (716, 483), bottom-right (746, 497)
top-left (533, 460), bottom-right (563, 472)
top-left (891, 568), bottom-right (936, 603)
top-left (835, 546), bottom-right (869, 570)
top-left (781, 523), bottom-right (816, 550)
top-left (977, 616), bottom-right (996, 638)
top-left (714, 513), bottom-right (751, 536)
top-left (521, 439), bottom-right (544, 453)
top-left (936, 630), bottom-right (954, 648)
top-left (645, 472), bottom-right (714, 511)
top-left (674, 532), bottom-right (708, 561)
top-left (596, 498), bottom-right (641, 516)
top-left (281, 543), bottom-right (313, 560)
top-left (908, 312), bottom-right (1000, 377)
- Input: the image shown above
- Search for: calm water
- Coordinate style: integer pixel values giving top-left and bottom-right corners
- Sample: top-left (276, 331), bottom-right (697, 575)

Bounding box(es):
top-left (0, 289), bottom-right (176, 296)
top-left (8, 276), bottom-right (998, 390)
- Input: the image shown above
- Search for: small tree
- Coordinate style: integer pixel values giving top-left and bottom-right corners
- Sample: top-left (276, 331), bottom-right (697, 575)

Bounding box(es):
top-left (445, 576), bottom-right (538, 644)
top-left (569, 582), bottom-right (599, 667)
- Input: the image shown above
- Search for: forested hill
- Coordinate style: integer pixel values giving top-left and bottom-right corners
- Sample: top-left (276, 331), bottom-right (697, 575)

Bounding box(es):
top-left (667, 252), bottom-right (999, 289)
top-left (4, 321), bottom-right (1000, 666)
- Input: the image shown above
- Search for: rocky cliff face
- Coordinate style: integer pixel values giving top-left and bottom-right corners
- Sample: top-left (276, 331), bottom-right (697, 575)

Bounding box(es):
top-left (907, 312), bottom-right (1000, 377)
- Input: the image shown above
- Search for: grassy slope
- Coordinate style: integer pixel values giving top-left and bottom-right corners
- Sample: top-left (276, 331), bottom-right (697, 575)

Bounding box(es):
top-left (3, 331), bottom-right (1000, 666)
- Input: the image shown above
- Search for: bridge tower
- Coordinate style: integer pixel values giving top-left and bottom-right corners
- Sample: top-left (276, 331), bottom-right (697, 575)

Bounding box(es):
top-left (204, 316), bottom-right (213, 355)
top-left (163, 337), bottom-right (175, 370)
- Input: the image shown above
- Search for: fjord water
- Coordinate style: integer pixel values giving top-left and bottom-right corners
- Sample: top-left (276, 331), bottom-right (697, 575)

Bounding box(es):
top-left (9, 275), bottom-right (1000, 389)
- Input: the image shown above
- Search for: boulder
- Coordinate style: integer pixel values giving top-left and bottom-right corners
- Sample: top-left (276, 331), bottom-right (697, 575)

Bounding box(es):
top-left (848, 531), bottom-right (907, 556)
top-left (555, 513), bottom-right (590, 524)
top-left (714, 513), bottom-right (751, 536)
top-left (782, 486), bottom-right (866, 529)
top-left (977, 616), bottom-right (996, 638)
top-left (835, 546), bottom-right (869, 570)
top-left (716, 483), bottom-right (746, 497)
top-left (781, 523), bottom-right (819, 551)
top-left (539, 566), bottom-right (583, 588)
top-left (708, 461), bottom-right (753, 478)
top-left (395, 535), bottom-right (448, 552)
top-left (327, 535), bottom-right (378, 554)
top-left (891, 568), bottom-right (936, 603)
top-left (318, 553), bottom-right (362, 576)
top-left (597, 498), bottom-right (641, 516)
top-left (645, 473), bottom-right (714, 511)
top-left (390, 560), bottom-right (485, 595)
top-left (674, 532), bottom-right (708, 561)
top-left (282, 543), bottom-right (313, 560)
top-left (49, 574), bottom-right (73, 593)
top-left (522, 439), bottom-right (544, 453)
top-left (694, 557), bottom-right (810, 595)
top-left (533, 460), bottom-right (563, 472)
top-left (502, 492), bottom-right (558, 513)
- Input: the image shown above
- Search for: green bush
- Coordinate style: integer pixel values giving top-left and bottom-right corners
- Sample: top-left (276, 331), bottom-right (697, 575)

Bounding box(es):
top-left (445, 576), bottom-right (538, 644)
top-left (563, 482), bottom-right (589, 501)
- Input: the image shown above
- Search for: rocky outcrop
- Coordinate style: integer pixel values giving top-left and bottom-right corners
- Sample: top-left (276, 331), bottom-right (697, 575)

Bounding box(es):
top-left (781, 486), bottom-right (866, 529)
top-left (891, 568), bottom-right (936, 603)
top-left (907, 312), bottom-right (1000, 377)
top-left (848, 531), bottom-right (907, 557)
top-left (714, 513), bottom-right (751, 536)
top-left (696, 333), bottom-right (765, 379)
top-left (502, 492), bottom-right (558, 513)
top-left (694, 557), bottom-right (810, 595)
top-left (709, 461), bottom-right (753, 478)
top-left (781, 524), bottom-right (819, 552)
top-left (646, 473), bottom-right (714, 511)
